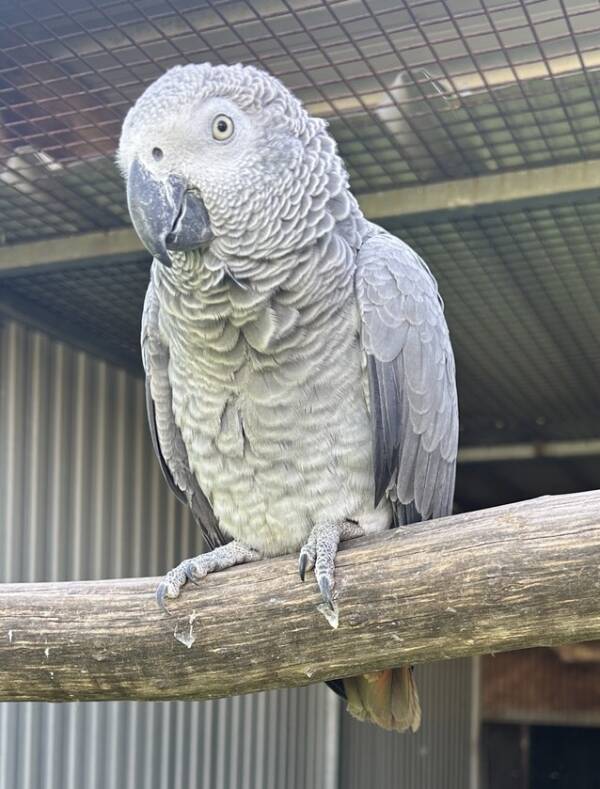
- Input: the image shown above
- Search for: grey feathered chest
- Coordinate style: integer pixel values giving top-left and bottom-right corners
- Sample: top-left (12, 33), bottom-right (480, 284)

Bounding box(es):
top-left (153, 223), bottom-right (384, 555)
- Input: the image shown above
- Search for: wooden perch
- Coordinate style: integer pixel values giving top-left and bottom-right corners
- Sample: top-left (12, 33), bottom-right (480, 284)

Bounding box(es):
top-left (2, 490), bottom-right (600, 703)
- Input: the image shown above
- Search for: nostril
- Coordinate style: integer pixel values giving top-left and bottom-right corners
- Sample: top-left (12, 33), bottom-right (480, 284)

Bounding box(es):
top-left (152, 146), bottom-right (163, 162)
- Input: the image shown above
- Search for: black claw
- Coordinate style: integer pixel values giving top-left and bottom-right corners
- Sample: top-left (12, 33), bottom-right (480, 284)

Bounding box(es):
top-left (318, 575), bottom-right (334, 609)
top-left (155, 583), bottom-right (173, 616)
top-left (183, 563), bottom-right (199, 585)
top-left (299, 553), bottom-right (308, 582)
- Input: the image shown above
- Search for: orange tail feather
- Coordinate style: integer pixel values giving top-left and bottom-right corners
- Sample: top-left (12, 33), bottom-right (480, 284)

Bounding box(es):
top-left (343, 667), bottom-right (421, 732)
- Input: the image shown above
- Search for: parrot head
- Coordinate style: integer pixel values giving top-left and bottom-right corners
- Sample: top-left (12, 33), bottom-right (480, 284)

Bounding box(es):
top-left (118, 63), bottom-right (343, 266)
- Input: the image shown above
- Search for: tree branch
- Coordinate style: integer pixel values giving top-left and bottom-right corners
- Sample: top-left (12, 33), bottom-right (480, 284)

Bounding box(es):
top-left (2, 490), bottom-right (600, 702)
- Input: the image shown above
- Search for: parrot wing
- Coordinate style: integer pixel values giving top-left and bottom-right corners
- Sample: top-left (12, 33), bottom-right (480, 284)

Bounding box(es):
top-left (141, 279), bottom-right (228, 550)
top-left (356, 230), bottom-right (458, 522)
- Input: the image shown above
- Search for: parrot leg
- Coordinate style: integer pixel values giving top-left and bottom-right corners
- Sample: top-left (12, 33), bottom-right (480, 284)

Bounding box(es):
top-left (156, 541), bottom-right (261, 613)
top-left (298, 520), bottom-right (364, 608)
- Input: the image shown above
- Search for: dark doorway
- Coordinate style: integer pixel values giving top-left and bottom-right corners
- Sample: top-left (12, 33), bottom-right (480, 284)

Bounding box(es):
top-left (482, 723), bottom-right (600, 789)
top-left (530, 724), bottom-right (600, 789)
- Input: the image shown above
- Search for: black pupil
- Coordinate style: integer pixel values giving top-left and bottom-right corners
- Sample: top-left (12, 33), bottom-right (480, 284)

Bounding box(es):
top-left (217, 119), bottom-right (228, 133)
top-left (152, 146), bottom-right (163, 161)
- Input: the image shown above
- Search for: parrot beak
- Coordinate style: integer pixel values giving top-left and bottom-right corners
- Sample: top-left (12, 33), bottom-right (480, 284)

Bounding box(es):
top-left (126, 159), bottom-right (213, 267)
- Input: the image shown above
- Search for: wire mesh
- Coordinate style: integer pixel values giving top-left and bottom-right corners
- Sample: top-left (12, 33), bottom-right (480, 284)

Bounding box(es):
top-left (0, 0), bottom-right (599, 242)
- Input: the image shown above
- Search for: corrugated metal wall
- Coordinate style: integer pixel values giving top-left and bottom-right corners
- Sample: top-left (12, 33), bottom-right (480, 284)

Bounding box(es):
top-left (340, 659), bottom-right (476, 789)
top-left (0, 319), bottom-right (339, 789)
top-left (0, 317), bottom-right (476, 789)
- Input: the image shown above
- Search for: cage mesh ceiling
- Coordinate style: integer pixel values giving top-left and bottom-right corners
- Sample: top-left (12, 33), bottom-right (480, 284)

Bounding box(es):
top-left (0, 0), bottom-right (600, 243)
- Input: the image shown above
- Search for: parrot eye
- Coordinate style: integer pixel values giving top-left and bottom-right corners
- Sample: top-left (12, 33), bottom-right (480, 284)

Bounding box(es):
top-left (152, 147), bottom-right (163, 161)
top-left (212, 114), bottom-right (234, 141)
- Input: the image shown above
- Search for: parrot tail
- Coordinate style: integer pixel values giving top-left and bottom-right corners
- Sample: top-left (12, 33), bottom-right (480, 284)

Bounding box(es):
top-left (343, 667), bottom-right (421, 732)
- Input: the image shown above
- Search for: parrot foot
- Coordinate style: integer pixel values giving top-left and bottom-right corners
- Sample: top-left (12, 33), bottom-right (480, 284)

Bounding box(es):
top-left (298, 520), bottom-right (364, 608)
top-left (156, 541), bottom-right (261, 613)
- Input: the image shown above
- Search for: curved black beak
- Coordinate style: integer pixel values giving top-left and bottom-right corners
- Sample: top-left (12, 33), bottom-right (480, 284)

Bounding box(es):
top-left (126, 159), bottom-right (213, 267)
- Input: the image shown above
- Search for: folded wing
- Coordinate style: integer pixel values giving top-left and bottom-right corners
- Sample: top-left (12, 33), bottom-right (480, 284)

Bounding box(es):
top-left (356, 231), bottom-right (458, 523)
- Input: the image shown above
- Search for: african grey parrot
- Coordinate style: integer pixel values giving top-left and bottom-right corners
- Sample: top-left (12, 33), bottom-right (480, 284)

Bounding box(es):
top-left (118, 63), bottom-right (458, 732)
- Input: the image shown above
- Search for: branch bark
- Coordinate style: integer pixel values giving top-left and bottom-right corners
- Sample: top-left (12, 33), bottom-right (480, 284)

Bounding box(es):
top-left (2, 490), bottom-right (600, 702)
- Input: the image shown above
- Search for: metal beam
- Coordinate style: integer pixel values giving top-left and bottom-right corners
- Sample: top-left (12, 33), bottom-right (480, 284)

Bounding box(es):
top-left (0, 227), bottom-right (146, 277)
top-left (360, 159), bottom-right (600, 221)
top-left (458, 438), bottom-right (600, 464)
top-left (1, 159), bottom-right (600, 276)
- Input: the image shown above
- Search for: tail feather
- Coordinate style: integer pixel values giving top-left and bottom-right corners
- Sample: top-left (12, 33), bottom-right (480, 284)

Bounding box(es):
top-left (343, 667), bottom-right (421, 732)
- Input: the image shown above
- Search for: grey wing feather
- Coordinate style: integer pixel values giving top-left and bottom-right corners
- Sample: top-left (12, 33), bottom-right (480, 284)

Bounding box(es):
top-left (141, 280), bottom-right (228, 550)
top-left (356, 230), bottom-right (458, 523)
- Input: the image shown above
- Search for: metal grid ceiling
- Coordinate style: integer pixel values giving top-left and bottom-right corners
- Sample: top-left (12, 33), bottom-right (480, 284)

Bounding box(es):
top-left (4, 192), bottom-right (600, 446)
top-left (0, 0), bottom-right (600, 243)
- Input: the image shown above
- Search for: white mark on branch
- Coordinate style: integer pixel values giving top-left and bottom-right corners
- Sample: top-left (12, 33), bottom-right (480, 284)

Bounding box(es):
top-left (8, 630), bottom-right (13, 643)
top-left (304, 667), bottom-right (315, 678)
top-left (317, 602), bottom-right (339, 629)
top-left (44, 647), bottom-right (50, 659)
top-left (446, 606), bottom-right (457, 613)
top-left (174, 611), bottom-right (198, 649)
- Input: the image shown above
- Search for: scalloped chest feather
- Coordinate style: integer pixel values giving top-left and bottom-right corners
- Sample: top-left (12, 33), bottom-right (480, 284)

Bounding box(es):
top-left (153, 231), bottom-right (389, 555)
